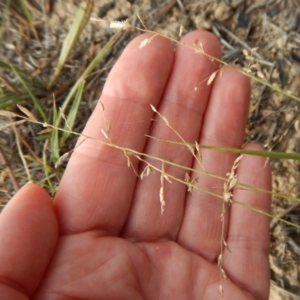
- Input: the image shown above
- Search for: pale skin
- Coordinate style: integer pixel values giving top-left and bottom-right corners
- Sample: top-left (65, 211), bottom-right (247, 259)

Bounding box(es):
top-left (0, 31), bottom-right (271, 299)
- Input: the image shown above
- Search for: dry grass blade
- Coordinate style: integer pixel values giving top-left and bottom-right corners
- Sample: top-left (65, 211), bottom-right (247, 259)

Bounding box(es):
top-left (0, 110), bottom-right (18, 118)
top-left (0, 74), bottom-right (22, 95)
top-left (12, 123), bottom-right (31, 181)
top-left (0, 147), bottom-right (20, 191)
top-left (38, 128), bottom-right (53, 135)
top-left (137, 12), bottom-right (147, 30)
top-left (17, 104), bottom-right (37, 121)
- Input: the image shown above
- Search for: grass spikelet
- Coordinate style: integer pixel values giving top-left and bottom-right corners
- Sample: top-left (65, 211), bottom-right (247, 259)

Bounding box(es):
top-left (139, 34), bottom-right (158, 49)
top-left (184, 173), bottom-right (199, 192)
top-left (159, 162), bottom-right (172, 215)
top-left (207, 70), bottom-right (217, 85)
top-left (159, 163), bottom-right (166, 215)
top-left (123, 151), bottom-right (139, 177)
top-left (193, 39), bottom-right (204, 54)
top-left (179, 24), bottom-right (184, 38)
top-left (218, 155), bottom-right (243, 296)
top-left (109, 19), bottom-right (132, 31)
top-left (99, 101), bottom-right (112, 143)
top-left (55, 151), bottom-right (71, 169)
top-left (55, 137), bottom-right (88, 169)
top-left (150, 104), bottom-right (205, 170)
top-left (140, 165), bottom-right (153, 179)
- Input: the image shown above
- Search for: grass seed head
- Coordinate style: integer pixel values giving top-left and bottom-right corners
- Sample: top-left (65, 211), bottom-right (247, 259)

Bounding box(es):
top-left (159, 186), bottom-right (165, 215)
top-left (207, 71), bottom-right (217, 85)
top-left (218, 254), bottom-right (222, 267)
top-left (101, 128), bottom-right (110, 139)
top-left (221, 268), bottom-right (227, 280)
top-left (139, 33), bottom-right (158, 49)
top-left (139, 39), bottom-right (150, 49)
top-left (109, 19), bottom-right (132, 31)
top-left (219, 284), bottom-right (223, 297)
top-left (55, 151), bottom-right (71, 168)
top-left (179, 24), bottom-right (184, 38)
top-left (140, 165), bottom-right (153, 179)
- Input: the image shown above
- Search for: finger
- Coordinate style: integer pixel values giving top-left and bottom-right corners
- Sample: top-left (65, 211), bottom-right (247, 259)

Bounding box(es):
top-left (223, 143), bottom-right (271, 300)
top-left (178, 66), bottom-right (251, 260)
top-left (122, 30), bottom-right (222, 241)
top-left (54, 33), bottom-right (174, 234)
top-left (0, 184), bottom-right (58, 298)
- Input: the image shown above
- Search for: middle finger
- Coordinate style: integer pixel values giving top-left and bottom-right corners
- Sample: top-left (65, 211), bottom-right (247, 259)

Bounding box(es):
top-left (122, 30), bottom-right (222, 241)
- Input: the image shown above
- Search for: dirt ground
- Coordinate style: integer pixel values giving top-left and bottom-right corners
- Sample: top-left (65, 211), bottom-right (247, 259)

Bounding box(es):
top-left (0, 0), bottom-right (300, 299)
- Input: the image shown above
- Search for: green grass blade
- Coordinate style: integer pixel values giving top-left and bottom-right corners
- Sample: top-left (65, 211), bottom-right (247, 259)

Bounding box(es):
top-left (54, 28), bottom-right (123, 148)
top-left (0, 91), bottom-right (25, 108)
top-left (155, 138), bottom-right (300, 161)
top-left (241, 70), bottom-right (300, 103)
top-left (233, 199), bottom-right (300, 230)
top-left (0, 61), bottom-right (30, 76)
top-left (51, 99), bottom-right (59, 163)
top-left (61, 80), bottom-right (85, 144)
top-left (42, 141), bottom-right (54, 193)
top-left (51, 0), bottom-right (157, 150)
top-left (18, 0), bottom-right (33, 23)
top-left (0, 0), bottom-right (12, 42)
top-left (10, 65), bottom-right (47, 122)
top-left (47, 0), bottom-right (94, 89)
top-left (199, 145), bottom-right (300, 160)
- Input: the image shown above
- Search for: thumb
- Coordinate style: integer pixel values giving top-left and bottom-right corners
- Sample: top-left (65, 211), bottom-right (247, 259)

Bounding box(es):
top-left (0, 183), bottom-right (58, 299)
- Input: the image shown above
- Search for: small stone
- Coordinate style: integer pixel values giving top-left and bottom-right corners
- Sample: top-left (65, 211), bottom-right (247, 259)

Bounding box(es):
top-left (192, 15), bottom-right (212, 30)
top-left (213, 2), bottom-right (233, 22)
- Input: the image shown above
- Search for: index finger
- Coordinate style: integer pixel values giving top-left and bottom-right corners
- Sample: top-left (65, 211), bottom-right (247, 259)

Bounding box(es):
top-left (54, 33), bottom-right (174, 235)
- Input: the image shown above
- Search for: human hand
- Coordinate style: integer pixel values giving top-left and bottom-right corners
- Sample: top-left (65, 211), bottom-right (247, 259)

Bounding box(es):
top-left (0, 31), bottom-right (271, 300)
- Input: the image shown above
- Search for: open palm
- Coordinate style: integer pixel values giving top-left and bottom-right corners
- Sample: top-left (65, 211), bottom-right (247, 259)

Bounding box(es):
top-left (0, 31), bottom-right (271, 300)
